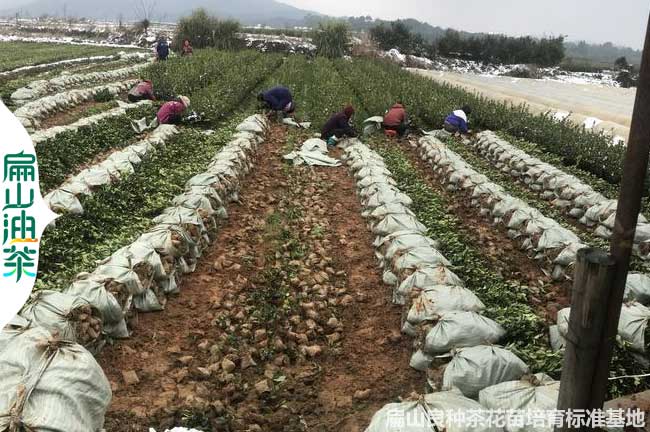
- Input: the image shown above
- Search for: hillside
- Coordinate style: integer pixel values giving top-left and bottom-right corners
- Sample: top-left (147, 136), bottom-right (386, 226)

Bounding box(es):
top-left (0, 0), bottom-right (317, 25)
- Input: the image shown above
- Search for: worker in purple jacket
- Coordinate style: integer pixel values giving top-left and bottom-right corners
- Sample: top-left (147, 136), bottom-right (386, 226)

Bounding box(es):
top-left (321, 105), bottom-right (357, 146)
top-left (444, 105), bottom-right (472, 134)
top-left (157, 96), bottom-right (190, 125)
top-left (258, 86), bottom-right (295, 118)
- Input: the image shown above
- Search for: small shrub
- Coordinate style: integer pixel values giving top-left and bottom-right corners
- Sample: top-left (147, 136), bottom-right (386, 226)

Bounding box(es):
top-left (93, 88), bottom-right (113, 102)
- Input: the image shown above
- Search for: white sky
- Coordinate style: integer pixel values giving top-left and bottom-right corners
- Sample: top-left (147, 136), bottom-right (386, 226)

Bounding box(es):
top-left (280, 0), bottom-right (650, 49)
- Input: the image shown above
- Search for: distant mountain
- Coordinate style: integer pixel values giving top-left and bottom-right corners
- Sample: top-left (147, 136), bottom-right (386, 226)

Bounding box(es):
top-left (0, 0), bottom-right (318, 26)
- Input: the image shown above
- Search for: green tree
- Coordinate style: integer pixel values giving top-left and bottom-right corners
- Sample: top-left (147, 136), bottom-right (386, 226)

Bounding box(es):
top-left (175, 8), bottom-right (241, 51)
top-left (312, 21), bottom-right (350, 59)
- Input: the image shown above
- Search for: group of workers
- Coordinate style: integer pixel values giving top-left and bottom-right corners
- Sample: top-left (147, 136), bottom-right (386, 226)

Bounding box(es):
top-left (155, 38), bottom-right (194, 61)
top-left (126, 78), bottom-right (473, 137)
top-left (258, 85), bottom-right (472, 144)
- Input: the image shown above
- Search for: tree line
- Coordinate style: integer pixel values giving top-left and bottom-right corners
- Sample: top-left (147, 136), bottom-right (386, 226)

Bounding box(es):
top-left (370, 22), bottom-right (565, 66)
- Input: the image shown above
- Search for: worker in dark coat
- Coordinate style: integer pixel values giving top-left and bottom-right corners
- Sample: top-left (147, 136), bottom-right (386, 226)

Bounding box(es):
top-left (383, 102), bottom-right (408, 137)
top-left (444, 105), bottom-right (472, 134)
top-left (156, 38), bottom-right (170, 61)
top-left (258, 86), bottom-right (295, 118)
top-left (321, 105), bottom-right (357, 146)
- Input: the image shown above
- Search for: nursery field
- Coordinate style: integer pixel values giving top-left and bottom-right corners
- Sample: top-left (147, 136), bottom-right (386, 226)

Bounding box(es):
top-left (3, 45), bottom-right (650, 432)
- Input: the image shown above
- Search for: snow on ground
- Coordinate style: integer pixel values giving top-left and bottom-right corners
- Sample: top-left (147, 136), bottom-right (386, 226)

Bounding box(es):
top-left (241, 33), bottom-right (315, 54)
top-left (583, 117), bottom-right (603, 129)
top-left (553, 111), bottom-right (571, 121)
top-left (0, 34), bottom-right (143, 49)
top-left (383, 49), bottom-right (622, 88)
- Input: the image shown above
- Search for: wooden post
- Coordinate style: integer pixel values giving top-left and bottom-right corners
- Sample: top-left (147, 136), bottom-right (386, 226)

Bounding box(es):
top-left (556, 248), bottom-right (616, 432)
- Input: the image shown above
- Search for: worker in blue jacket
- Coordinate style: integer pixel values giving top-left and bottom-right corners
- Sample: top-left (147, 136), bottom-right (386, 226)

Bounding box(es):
top-left (258, 86), bottom-right (295, 118)
top-left (444, 105), bottom-right (472, 134)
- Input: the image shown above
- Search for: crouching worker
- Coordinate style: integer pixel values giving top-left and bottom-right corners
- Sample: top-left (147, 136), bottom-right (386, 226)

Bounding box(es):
top-left (383, 101), bottom-right (408, 137)
top-left (321, 105), bottom-right (357, 146)
top-left (157, 96), bottom-right (190, 125)
top-left (128, 79), bottom-right (155, 102)
top-left (444, 105), bottom-right (472, 135)
top-left (258, 86), bottom-right (295, 119)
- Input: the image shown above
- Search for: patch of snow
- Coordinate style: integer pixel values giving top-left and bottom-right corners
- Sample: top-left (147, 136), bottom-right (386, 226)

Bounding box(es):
top-left (583, 117), bottom-right (603, 129)
top-left (553, 111), bottom-right (571, 122)
top-left (612, 135), bottom-right (627, 146)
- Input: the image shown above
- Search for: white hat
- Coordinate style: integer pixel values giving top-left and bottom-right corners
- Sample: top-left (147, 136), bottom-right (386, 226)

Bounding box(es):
top-left (179, 96), bottom-right (190, 108)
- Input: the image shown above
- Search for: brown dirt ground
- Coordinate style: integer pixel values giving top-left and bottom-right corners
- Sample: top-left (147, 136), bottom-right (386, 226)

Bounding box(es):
top-left (395, 138), bottom-right (572, 323)
top-left (100, 125), bottom-right (421, 431)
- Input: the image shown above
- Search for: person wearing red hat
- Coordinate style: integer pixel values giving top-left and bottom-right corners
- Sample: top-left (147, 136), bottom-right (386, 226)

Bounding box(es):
top-left (321, 105), bottom-right (357, 146)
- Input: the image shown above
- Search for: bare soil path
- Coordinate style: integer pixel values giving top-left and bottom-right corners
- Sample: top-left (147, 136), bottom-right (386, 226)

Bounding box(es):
top-left (100, 125), bottom-right (421, 432)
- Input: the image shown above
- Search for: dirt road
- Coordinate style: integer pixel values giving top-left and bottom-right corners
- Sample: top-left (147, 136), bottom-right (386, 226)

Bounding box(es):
top-left (411, 69), bottom-right (637, 140)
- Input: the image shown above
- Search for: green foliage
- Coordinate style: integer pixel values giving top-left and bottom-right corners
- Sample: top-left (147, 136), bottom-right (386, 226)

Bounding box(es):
top-left (0, 41), bottom-right (131, 73)
top-left (144, 49), bottom-right (281, 124)
top-left (335, 57), bottom-right (625, 184)
top-left (437, 29), bottom-right (565, 66)
top-left (37, 106), bottom-right (155, 192)
top-left (92, 88), bottom-right (114, 103)
top-left (312, 21), bottom-right (351, 59)
top-left (370, 21), bottom-right (433, 57)
top-left (373, 139), bottom-right (561, 374)
top-left (37, 123), bottom-right (239, 291)
top-left (374, 138), bottom-right (650, 397)
top-left (174, 8), bottom-right (241, 50)
top-left (269, 56), bottom-right (364, 129)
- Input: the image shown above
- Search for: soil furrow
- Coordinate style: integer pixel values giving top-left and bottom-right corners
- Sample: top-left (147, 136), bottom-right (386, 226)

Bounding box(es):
top-left (100, 125), bottom-right (420, 432)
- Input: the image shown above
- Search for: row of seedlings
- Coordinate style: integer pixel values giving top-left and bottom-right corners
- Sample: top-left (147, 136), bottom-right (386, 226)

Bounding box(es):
top-left (11, 60), bottom-right (150, 105)
top-left (418, 135), bottom-right (650, 362)
top-left (472, 131), bottom-right (650, 257)
top-left (14, 79), bottom-right (139, 132)
top-left (30, 99), bottom-right (153, 145)
top-left (341, 141), bottom-right (559, 432)
top-left (418, 135), bottom-right (587, 281)
top-left (0, 50), bottom-right (148, 78)
top-left (44, 124), bottom-right (179, 216)
top-left (0, 115), bottom-right (269, 432)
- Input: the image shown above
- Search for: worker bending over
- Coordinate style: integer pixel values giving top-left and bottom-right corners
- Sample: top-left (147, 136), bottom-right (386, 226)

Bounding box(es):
top-left (157, 96), bottom-right (190, 125)
top-left (128, 79), bottom-right (155, 102)
top-left (321, 105), bottom-right (357, 146)
top-left (444, 105), bottom-right (472, 135)
top-left (383, 101), bottom-right (409, 137)
top-left (258, 86), bottom-right (295, 119)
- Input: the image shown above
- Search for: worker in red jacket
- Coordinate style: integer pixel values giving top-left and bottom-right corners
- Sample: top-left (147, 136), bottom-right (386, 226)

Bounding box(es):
top-left (128, 79), bottom-right (155, 102)
top-left (157, 96), bottom-right (190, 125)
top-left (383, 101), bottom-right (409, 137)
top-left (321, 105), bottom-right (357, 146)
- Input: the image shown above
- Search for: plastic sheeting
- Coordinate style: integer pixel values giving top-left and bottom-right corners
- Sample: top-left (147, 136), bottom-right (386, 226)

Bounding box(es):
top-left (284, 138), bottom-right (341, 167)
top-left (15, 79), bottom-right (138, 131)
top-left (416, 135), bottom-right (586, 280)
top-left (423, 312), bottom-right (505, 354)
top-left (12, 62), bottom-right (149, 104)
top-left (19, 290), bottom-right (104, 352)
top-left (473, 131), bottom-right (650, 261)
top-left (479, 374), bottom-right (560, 432)
top-left (0, 326), bottom-right (111, 432)
top-left (366, 389), bottom-right (503, 432)
top-left (46, 125), bottom-right (179, 215)
top-left (442, 345), bottom-right (529, 398)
